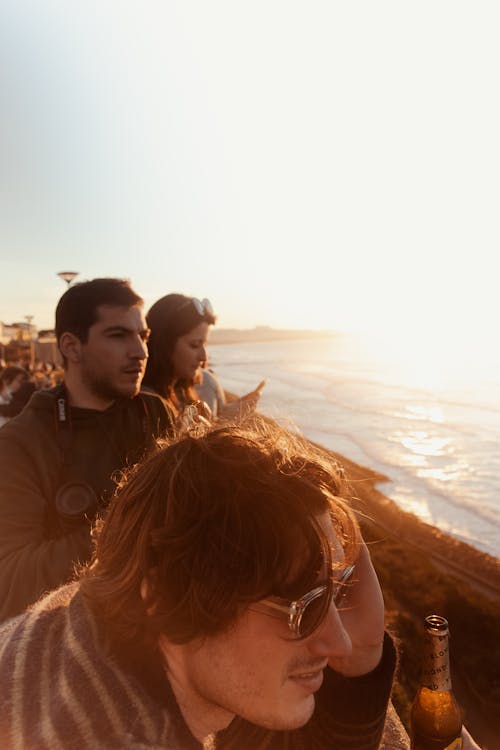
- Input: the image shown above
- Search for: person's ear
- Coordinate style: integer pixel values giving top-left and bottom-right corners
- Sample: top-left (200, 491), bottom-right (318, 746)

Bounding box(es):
top-left (141, 572), bottom-right (158, 615)
top-left (59, 332), bottom-right (82, 364)
top-left (140, 576), bottom-right (150, 601)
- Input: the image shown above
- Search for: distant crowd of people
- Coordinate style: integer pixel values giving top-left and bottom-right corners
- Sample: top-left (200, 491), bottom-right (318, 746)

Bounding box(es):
top-left (0, 360), bottom-right (63, 426)
top-left (0, 278), bottom-right (480, 749)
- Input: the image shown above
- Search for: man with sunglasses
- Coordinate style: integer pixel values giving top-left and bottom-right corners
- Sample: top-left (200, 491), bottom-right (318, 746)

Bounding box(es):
top-left (0, 278), bottom-right (173, 623)
top-left (0, 417), bottom-right (412, 750)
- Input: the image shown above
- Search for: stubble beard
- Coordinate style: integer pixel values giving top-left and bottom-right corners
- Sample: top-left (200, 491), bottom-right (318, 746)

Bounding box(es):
top-left (82, 367), bottom-right (140, 403)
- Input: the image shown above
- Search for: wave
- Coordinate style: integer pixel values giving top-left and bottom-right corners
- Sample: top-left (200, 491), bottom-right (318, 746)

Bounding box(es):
top-left (263, 371), bottom-right (499, 449)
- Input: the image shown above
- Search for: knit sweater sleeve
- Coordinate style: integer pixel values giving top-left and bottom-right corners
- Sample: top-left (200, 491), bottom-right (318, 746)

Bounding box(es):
top-left (217, 632), bottom-right (396, 750)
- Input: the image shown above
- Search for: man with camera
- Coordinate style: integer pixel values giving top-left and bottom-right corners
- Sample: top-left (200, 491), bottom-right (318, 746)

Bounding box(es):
top-left (0, 278), bottom-right (173, 622)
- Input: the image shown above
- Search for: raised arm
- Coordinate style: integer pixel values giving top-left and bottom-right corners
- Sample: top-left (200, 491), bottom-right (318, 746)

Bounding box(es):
top-left (330, 539), bottom-right (385, 677)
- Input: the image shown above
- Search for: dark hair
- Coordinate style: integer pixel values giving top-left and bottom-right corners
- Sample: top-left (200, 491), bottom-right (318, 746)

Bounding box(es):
top-left (81, 416), bottom-right (359, 653)
top-left (0, 365), bottom-right (28, 390)
top-left (55, 278), bottom-right (143, 345)
top-left (143, 293), bottom-right (216, 398)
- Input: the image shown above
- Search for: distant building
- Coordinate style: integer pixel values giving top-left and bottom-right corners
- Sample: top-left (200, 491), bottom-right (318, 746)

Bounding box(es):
top-left (0, 321), bottom-right (37, 342)
top-left (36, 330), bottom-right (60, 364)
top-left (0, 321), bottom-right (60, 365)
top-left (1, 322), bottom-right (25, 344)
top-left (1, 322), bottom-right (33, 363)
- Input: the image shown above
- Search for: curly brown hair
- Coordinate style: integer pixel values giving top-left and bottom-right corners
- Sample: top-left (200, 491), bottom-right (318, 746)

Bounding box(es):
top-left (81, 416), bottom-right (359, 653)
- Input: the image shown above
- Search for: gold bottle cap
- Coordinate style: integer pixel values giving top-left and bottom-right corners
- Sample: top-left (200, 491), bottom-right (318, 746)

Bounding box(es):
top-left (421, 614), bottom-right (452, 691)
top-left (424, 614), bottom-right (449, 633)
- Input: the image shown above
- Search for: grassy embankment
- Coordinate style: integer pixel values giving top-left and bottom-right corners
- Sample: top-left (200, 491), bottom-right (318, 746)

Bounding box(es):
top-left (335, 451), bottom-right (500, 748)
top-left (224, 392), bottom-right (499, 746)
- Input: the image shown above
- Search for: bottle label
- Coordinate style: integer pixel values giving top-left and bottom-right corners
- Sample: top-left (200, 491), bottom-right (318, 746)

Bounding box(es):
top-left (411, 731), bottom-right (462, 749)
top-left (421, 632), bottom-right (452, 691)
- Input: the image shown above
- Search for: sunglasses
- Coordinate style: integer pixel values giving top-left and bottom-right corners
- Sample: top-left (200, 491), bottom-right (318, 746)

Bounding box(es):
top-left (252, 564), bottom-right (356, 639)
top-left (187, 297), bottom-right (214, 317)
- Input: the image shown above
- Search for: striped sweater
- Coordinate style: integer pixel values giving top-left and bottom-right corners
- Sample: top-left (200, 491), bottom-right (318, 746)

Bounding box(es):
top-left (0, 584), bottom-right (191, 749)
top-left (0, 583), bottom-right (399, 750)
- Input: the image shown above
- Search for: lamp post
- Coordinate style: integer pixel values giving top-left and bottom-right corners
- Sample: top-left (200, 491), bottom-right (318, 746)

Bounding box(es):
top-left (57, 271), bottom-right (79, 287)
top-left (24, 315), bottom-right (35, 370)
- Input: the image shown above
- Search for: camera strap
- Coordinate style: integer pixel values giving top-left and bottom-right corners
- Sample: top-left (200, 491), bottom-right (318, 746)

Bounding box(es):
top-left (53, 384), bottom-right (152, 469)
top-left (51, 385), bottom-right (152, 526)
top-left (53, 384), bottom-right (73, 467)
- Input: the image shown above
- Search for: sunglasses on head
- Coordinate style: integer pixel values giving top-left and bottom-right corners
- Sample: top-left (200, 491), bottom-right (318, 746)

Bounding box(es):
top-left (252, 563), bottom-right (356, 639)
top-left (182, 297), bottom-right (214, 317)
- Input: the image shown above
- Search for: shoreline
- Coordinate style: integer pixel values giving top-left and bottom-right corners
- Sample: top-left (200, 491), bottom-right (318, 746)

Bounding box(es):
top-left (334, 449), bottom-right (500, 591)
top-left (328, 447), bottom-right (500, 748)
top-left (209, 328), bottom-right (336, 345)
top-left (228, 391), bottom-right (500, 583)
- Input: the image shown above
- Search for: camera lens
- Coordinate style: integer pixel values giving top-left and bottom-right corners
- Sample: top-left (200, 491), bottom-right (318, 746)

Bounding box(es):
top-left (55, 482), bottom-right (98, 522)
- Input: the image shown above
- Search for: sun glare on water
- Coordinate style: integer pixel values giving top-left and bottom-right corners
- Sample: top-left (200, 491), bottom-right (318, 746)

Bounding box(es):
top-left (353, 323), bottom-right (499, 396)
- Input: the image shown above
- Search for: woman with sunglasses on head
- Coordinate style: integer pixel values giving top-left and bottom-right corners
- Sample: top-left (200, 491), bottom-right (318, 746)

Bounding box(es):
top-left (143, 294), bottom-right (263, 426)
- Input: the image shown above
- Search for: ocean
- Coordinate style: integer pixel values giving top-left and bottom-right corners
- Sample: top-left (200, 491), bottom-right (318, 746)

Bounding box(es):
top-left (208, 333), bottom-right (500, 558)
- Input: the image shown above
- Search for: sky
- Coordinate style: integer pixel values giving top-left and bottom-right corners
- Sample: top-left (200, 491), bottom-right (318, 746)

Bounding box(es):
top-left (1, 1), bottom-right (499, 342)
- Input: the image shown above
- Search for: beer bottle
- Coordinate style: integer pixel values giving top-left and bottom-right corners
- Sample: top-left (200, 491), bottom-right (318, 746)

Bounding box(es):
top-left (410, 614), bottom-right (462, 750)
